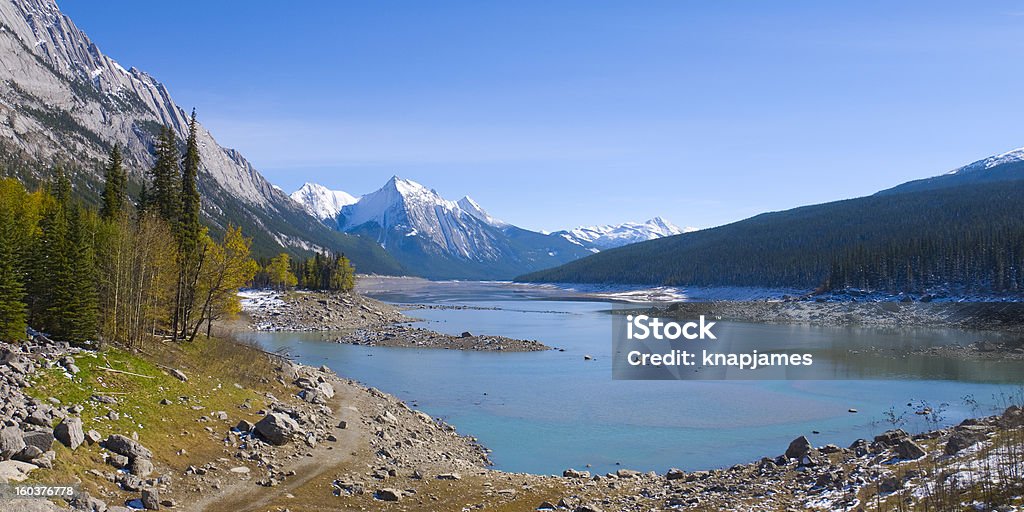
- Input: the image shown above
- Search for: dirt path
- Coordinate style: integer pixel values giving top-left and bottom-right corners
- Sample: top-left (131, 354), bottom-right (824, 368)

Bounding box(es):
top-left (194, 381), bottom-right (365, 512)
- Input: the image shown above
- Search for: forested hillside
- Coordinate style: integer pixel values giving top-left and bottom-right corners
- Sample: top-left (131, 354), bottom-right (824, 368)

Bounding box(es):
top-left (517, 178), bottom-right (1024, 295)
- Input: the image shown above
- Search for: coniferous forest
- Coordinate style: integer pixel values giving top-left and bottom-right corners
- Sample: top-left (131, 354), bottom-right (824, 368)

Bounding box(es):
top-left (517, 178), bottom-right (1024, 296)
top-left (0, 112), bottom-right (357, 345)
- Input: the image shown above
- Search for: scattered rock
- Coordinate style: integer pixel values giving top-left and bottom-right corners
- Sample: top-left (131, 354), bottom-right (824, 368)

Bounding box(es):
top-left (376, 488), bottom-right (402, 501)
top-left (54, 417), bottom-right (85, 450)
top-left (254, 413), bottom-right (299, 445)
top-left (895, 440), bottom-right (927, 460)
top-left (141, 488), bottom-right (160, 510)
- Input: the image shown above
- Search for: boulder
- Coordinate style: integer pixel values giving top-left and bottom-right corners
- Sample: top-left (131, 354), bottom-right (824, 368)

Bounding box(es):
top-left (562, 468), bottom-right (590, 479)
top-left (1000, 405), bottom-right (1024, 428)
top-left (785, 435), bottom-right (813, 460)
top-left (104, 434), bottom-right (153, 460)
top-left (21, 430), bottom-right (55, 454)
top-left (130, 457), bottom-right (154, 477)
top-left (376, 488), bottom-right (402, 502)
top-left (85, 429), bottom-right (102, 445)
top-left (254, 413), bottom-right (299, 445)
top-left (54, 417), bottom-right (84, 450)
top-left (665, 468), bottom-right (685, 480)
top-left (141, 488), bottom-right (160, 510)
top-left (12, 445), bottom-right (42, 462)
top-left (0, 427), bottom-right (26, 459)
top-left (0, 460), bottom-right (38, 483)
top-left (945, 432), bottom-right (985, 455)
top-left (317, 381), bottom-right (335, 400)
top-left (895, 439), bottom-right (927, 460)
top-left (873, 429), bottom-right (909, 447)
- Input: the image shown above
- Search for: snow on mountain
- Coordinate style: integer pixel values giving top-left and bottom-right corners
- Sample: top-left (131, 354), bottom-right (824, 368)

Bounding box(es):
top-left (290, 182), bottom-right (359, 220)
top-left (947, 147), bottom-right (1024, 175)
top-left (338, 176), bottom-right (495, 258)
top-left (457, 196), bottom-right (507, 227)
top-left (555, 217), bottom-right (692, 252)
top-left (335, 176), bottom-right (592, 279)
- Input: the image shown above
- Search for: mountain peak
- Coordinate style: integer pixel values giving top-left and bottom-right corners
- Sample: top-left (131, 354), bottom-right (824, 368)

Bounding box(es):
top-left (290, 182), bottom-right (359, 220)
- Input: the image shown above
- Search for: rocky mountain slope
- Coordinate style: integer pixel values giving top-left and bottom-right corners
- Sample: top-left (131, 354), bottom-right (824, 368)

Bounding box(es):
top-left (0, 0), bottom-right (402, 274)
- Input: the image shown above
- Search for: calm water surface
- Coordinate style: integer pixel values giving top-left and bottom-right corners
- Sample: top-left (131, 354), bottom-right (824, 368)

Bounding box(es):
top-left (241, 279), bottom-right (1024, 475)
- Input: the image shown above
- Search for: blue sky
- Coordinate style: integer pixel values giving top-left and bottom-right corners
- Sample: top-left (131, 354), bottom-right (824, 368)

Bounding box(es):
top-left (63, 1), bottom-right (1024, 232)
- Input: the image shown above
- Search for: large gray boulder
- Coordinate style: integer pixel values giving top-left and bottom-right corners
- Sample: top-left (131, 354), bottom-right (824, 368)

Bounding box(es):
top-left (255, 413), bottom-right (299, 445)
top-left (22, 430), bottom-right (54, 453)
top-left (103, 435), bottom-right (153, 460)
top-left (785, 435), bottom-right (813, 460)
top-left (0, 427), bottom-right (26, 459)
top-left (54, 417), bottom-right (84, 450)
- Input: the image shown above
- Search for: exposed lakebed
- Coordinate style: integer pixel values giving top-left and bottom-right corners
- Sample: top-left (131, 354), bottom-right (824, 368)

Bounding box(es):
top-left (241, 278), bottom-right (1024, 476)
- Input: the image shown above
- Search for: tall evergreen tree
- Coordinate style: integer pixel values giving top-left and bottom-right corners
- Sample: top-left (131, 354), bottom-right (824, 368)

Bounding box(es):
top-left (173, 111), bottom-right (204, 341)
top-left (100, 145), bottom-right (127, 220)
top-left (180, 110), bottom-right (202, 248)
top-left (149, 126), bottom-right (180, 226)
top-left (0, 181), bottom-right (27, 341)
top-left (63, 205), bottom-right (98, 342)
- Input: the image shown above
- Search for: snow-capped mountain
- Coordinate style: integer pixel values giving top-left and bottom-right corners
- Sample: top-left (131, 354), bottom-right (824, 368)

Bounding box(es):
top-left (947, 147), bottom-right (1024, 175)
top-left (554, 217), bottom-right (692, 252)
top-left (879, 145), bottom-right (1024, 196)
top-left (0, 0), bottom-right (404, 274)
top-left (334, 176), bottom-right (592, 279)
top-left (291, 182), bottom-right (359, 220)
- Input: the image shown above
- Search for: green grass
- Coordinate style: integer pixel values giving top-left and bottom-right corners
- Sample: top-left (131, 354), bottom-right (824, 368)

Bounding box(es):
top-left (20, 336), bottom-right (291, 505)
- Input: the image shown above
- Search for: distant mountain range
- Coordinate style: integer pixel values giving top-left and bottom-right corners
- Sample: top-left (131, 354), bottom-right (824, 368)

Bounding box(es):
top-left (553, 218), bottom-right (692, 252)
top-left (291, 177), bottom-right (686, 279)
top-left (518, 149), bottom-right (1024, 296)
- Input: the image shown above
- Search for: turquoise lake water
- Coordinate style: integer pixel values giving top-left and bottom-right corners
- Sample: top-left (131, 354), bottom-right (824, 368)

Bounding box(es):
top-left (242, 279), bottom-right (1024, 475)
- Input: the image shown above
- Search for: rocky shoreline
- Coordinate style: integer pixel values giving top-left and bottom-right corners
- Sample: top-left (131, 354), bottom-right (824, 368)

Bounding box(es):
top-left (240, 289), bottom-right (408, 332)
top-left (336, 325), bottom-right (551, 352)
top-left (241, 289), bottom-right (552, 352)
top-left (2, 290), bottom-right (1023, 511)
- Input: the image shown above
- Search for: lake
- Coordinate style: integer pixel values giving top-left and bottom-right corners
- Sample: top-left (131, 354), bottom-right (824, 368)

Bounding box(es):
top-left (241, 278), bottom-right (1024, 475)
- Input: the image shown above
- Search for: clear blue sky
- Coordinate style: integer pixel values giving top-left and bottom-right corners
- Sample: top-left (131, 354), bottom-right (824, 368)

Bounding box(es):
top-left (62, 1), bottom-right (1024, 232)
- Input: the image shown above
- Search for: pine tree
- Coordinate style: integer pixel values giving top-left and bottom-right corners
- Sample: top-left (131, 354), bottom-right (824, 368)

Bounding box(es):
top-left (64, 205), bottom-right (98, 342)
top-left (149, 126), bottom-right (180, 226)
top-left (30, 183), bottom-right (70, 335)
top-left (137, 182), bottom-right (150, 217)
top-left (0, 181), bottom-right (27, 341)
top-left (173, 111), bottom-right (204, 341)
top-left (180, 110), bottom-right (201, 247)
top-left (100, 145), bottom-right (127, 220)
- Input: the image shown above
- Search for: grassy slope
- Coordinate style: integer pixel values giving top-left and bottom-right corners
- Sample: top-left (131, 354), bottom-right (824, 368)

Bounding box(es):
top-left (21, 336), bottom-right (290, 506)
